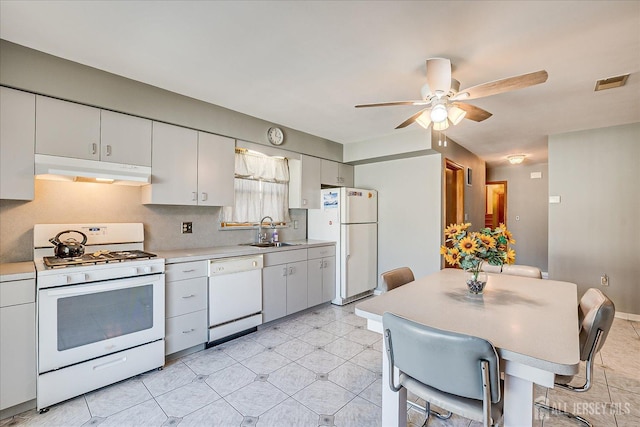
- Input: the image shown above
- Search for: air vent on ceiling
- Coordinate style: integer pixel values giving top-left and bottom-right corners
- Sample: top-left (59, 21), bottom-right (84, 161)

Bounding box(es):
top-left (594, 74), bottom-right (629, 91)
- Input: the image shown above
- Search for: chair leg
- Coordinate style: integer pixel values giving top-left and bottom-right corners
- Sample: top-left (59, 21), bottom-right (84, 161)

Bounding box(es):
top-left (535, 402), bottom-right (592, 427)
top-left (407, 400), bottom-right (452, 420)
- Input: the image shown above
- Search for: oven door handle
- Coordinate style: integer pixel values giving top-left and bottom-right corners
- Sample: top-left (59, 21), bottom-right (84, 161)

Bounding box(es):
top-left (41, 274), bottom-right (163, 297)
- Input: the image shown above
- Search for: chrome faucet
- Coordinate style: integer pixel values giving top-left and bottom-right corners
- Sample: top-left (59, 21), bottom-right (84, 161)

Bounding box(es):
top-left (257, 216), bottom-right (274, 243)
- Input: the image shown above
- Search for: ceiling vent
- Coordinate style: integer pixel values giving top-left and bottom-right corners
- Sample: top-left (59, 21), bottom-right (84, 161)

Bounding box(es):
top-left (594, 74), bottom-right (629, 91)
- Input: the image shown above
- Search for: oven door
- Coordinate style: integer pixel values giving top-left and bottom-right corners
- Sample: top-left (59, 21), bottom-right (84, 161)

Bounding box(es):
top-left (38, 273), bottom-right (165, 373)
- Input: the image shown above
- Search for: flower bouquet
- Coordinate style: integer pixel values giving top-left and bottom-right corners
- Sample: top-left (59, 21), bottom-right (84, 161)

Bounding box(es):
top-left (440, 223), bottom-right (516, 293)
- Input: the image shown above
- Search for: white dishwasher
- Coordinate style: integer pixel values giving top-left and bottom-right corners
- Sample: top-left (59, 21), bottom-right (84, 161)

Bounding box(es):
top-left (208, 254), bottom-right (263, 344)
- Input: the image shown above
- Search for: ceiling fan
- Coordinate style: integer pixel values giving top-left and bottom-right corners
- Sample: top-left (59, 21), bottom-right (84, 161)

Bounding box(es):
top-left (355, 58), bottom-right (548, 131)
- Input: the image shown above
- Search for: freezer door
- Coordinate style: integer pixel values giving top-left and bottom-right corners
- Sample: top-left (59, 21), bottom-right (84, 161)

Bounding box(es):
top-left (341, 223), bottom-right (377, 299)
top-left (342, 188), bottom-right (377, 223)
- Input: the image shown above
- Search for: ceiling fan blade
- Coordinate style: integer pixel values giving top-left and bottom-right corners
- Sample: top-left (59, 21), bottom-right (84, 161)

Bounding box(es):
top-left (426, 58), bottom-right (451, 96)
top-left (456, 70), bottom-right (548, 101)
top-left (355, 100), bottom-right (428, 108)
top-left (395, 108), bottom-right (429, 129)
top-left (453, 102), bottom-right (492, 122)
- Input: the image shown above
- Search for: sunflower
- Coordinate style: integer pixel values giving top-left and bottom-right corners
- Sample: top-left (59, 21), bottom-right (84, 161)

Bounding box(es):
top-left (444, 248), bottom-right (461, 266)
top-left (444, 224), bottom-right (462, 239)
top-left (459, 236), bottom-right (479, 255)
top-left (439, 245), bottom-right (448, 255)
top-left (477, 233), bottom-right (496, 248)
top-left (503, 229), bottom-right (516, 244)
top-left (460, 223), bottom-right (472, 231)
top-left (506, 248), bottom-right (516, 264)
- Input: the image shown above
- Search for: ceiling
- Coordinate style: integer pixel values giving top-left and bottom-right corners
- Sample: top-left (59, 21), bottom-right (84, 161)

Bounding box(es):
top-left (1, 1), bottom-right (639, 167)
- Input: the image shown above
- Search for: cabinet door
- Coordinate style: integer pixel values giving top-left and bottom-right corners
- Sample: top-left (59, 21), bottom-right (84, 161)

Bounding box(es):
top-left (262, 265), bottom-right (287, 323)
top-left (307, 258), bottom-right (324, 307)
top-left (322, 256), bottom-right (336, 303)
top-left (286, 260), bottom-right (308, 315)
top-left (0, 87), bottom-right (34, 200)
top-left (301, 155), bottom-right (321, 209)
top-left (320, 159), bottom-right (340, 186)
top-left (35, 96), bottom-right (101, 160)
top-left (1, 303), bottom-right (36, 410)
top-left (197, 132), bottom-right (235, 206)
top-left (142, 122), bottom-right (198, 205)
top-left (100, 110), bottom-right (151, 166)
top-left (339, 164), bottom-right (354, 187)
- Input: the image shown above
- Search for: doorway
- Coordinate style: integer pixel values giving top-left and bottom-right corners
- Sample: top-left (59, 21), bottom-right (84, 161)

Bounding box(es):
top-left (444, 159), bottom-right (465, 227)
top-left (485, 181), bottom-right (507, 228)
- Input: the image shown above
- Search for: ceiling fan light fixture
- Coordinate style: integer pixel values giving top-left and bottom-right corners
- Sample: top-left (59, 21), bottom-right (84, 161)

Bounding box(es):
top-left (507, 154), bottom-right (526, 165)
top-left (447, 105), bottom-right (467, 125)
top-left (430, 104), bottom-right (448, 123)
top-left (415, 111), bottom-right (432, 129)
top-left (433, 120), bottom-right (449, 131)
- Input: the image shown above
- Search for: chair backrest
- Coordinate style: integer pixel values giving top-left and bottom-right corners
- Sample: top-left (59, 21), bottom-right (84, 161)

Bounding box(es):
top-left (501, 264), bottom-right (542, 279)
top-left (382, 312), bottom-right (501, 403)
top-left (480, 263), bottom-right (503, 274)
top-left (380, 267), bottom-right (415, 292)
top-left (578, 288), bottom-right (615, 361)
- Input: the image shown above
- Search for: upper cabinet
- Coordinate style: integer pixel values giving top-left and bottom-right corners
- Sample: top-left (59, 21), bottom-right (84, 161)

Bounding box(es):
top-left (321, 159), bottom-right (354, 187)
top-left (35, 96), bottom-right (151, 166)
top-left (100, 110), bottom-right (152, 166)
top-left (36, 96), bottom-right (101, 160)
top-left (289, 155), bottom-right (321, 209)
top-left (142, 122), bottom-right (234, 206)
top-left (0, 87), bottom-right (35, 200)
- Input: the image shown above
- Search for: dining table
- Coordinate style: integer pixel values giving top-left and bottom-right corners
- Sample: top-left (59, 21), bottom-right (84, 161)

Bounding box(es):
top-left (355, 268), bottom-right (580, 427)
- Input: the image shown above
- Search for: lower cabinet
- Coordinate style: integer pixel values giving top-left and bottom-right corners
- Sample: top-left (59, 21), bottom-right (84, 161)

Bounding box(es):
top-left (263, 245), bottom-right (335, 323)
top-left (0, 272), bottom-right (36, 412)
top-left (164, 261), bottom-right (208, 355)
top-left (307, 246), bottom-right (336, 307)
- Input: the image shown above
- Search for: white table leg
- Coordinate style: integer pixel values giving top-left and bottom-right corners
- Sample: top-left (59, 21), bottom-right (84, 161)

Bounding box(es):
top-left (381, 330), bottom-right (407, 427)
top-left (503, 373), bottom-right (533, 427)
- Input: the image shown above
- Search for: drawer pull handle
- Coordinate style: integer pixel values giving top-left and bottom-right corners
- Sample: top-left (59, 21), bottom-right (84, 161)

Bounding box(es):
top-left (181, 294), bottom-right (196, 299)
top-left (93, 357), bottom-right (127, 371)
top-left (182, 328), bottom-right (195, 334)
top-left (182, 269), bottom-right (196, 273)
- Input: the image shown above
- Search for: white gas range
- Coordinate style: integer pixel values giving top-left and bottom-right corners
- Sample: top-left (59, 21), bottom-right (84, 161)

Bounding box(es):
top-left (33, 223), bottom-right (165, 412)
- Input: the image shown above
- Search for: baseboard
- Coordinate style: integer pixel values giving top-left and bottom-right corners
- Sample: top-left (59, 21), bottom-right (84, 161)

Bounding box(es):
top-left (615, 311), bottom-right (640, 322)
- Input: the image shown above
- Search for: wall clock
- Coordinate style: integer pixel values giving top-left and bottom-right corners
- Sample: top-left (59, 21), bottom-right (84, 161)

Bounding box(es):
top-left (267, 127), bottom-right (284, 146)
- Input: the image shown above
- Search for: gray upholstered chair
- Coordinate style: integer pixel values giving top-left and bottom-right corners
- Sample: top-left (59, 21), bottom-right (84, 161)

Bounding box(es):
top-left (383, 312), bottom-right (503, 427)
top-left (535, 288), bottom-right (615, 426)
top-left (380, 267), bottom-right (415, 292)
top-left (501, 264), bottom-right (542, 279)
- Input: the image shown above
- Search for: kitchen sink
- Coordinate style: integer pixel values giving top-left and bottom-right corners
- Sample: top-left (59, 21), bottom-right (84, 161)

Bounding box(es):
top-left (240, 242), bottom-right (301, 248)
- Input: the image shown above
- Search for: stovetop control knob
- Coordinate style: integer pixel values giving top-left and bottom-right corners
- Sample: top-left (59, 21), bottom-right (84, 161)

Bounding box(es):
top-left (143, 266), bottom-right (152, 274)
top-left (131, 267), bottom-right (139, 275)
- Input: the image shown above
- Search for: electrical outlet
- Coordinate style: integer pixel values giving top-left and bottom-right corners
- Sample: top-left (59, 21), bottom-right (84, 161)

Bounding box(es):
top-left (600, 274), bottom-right (609, 286)
top-left (182, 222), bottom-right (193, 234)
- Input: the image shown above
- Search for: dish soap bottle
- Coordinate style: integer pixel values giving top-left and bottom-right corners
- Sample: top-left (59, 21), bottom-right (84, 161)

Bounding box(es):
top-left (272, 229), bottom-right (278, 243)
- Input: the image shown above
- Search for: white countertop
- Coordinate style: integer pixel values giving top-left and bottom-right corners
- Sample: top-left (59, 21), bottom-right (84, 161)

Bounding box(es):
top-left (356, 268), bottom-right (580, 376)
top-left (155, 239), bottom-right (335, 264)
top-left (0, 261), bottom-right (36, 282)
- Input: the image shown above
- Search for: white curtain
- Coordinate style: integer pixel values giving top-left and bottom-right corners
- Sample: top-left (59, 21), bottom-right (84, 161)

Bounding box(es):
top-left (220, 151), bottom-right (290, 224)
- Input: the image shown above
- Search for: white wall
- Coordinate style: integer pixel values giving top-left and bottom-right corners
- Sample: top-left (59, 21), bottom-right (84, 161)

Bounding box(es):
top-left (355, 154), bottom-right (442, 284)
top-left (549, 123), bottom-right (640, 315)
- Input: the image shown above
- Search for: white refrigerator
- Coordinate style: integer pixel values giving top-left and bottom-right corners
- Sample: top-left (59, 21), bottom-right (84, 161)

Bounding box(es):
top-left (308, 188), bottom-right (377, 305)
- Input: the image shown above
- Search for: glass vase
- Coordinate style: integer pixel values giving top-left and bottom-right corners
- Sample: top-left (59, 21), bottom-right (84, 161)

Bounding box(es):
top-left (466, 270), bottom-right (487, 294)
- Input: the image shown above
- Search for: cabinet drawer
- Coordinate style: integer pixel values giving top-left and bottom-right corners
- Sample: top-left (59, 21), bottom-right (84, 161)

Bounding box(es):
top-left (264, 249), bottom-right (307, 267)
top-left (165, 310), bottom-right (207, 355)
top-left (308, 245), bottom-right (335, 260)
top-left (166, 277), bottom-right (207, 318)
top-left (165, 260), bottom-right (207, 282)
top-left (0, 279), bottom-right (35, 307)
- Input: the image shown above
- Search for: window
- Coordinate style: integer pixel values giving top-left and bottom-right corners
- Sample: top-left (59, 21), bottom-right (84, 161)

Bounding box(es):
top-left (220, 149), bottom-right (291, 227)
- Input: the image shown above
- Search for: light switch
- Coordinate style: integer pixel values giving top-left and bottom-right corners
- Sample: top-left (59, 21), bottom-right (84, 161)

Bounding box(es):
top-left (530, 172), bottom-right (542, 179)
top-left (549, 195), bottom-right (561, 204)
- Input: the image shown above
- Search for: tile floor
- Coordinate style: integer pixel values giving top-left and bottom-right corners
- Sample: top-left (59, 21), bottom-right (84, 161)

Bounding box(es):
top-left (1, 301), bottom-right (639, 427)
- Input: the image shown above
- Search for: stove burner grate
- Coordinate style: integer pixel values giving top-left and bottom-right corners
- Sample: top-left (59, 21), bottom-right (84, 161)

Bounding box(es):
top-left (43, 250), bottom-right (157, 268)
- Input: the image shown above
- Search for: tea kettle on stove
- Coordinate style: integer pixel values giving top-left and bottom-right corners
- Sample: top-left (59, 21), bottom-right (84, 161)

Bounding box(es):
top-left (49, 230), bottom-right (88, 258)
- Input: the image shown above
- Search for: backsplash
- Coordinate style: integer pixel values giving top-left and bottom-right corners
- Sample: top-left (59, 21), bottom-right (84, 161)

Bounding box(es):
top-left (0, 180), bottom-right (307, 263)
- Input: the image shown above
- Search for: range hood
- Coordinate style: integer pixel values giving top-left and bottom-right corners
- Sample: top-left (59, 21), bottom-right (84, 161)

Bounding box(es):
top-left (35, 154), bottom-right (151, 186)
